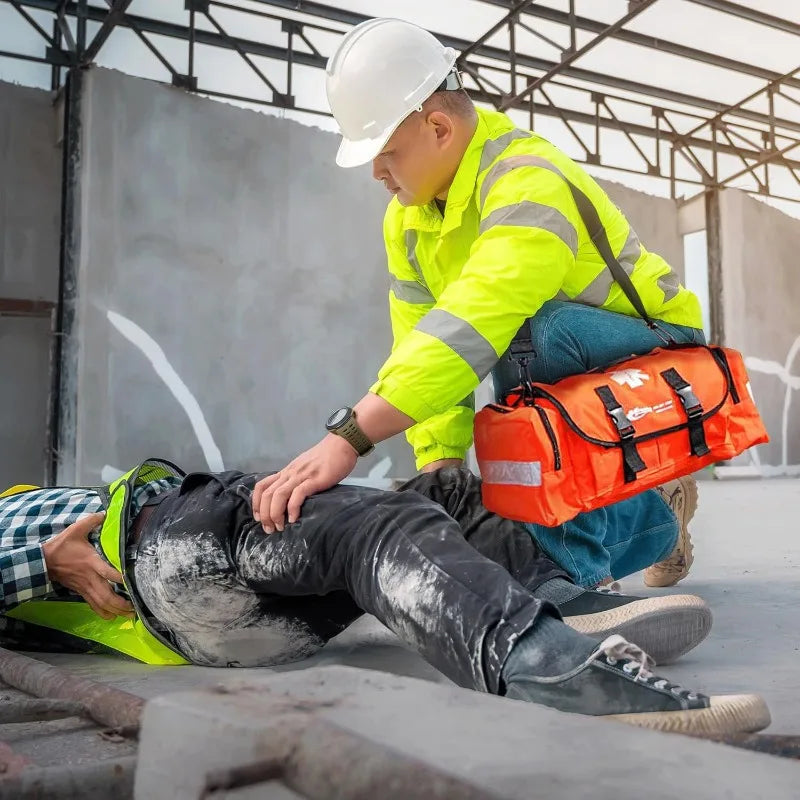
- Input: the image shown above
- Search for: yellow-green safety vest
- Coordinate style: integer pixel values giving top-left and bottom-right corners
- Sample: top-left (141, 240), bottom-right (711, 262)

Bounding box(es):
top-left (2, 459), bottom-right (190, 665)
top-left (371, 107), bottom-right (703, 470)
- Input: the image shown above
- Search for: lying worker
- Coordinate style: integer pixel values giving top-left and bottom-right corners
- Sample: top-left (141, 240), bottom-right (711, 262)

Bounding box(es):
top-left (254, 19), bottom-right (703, 591)
top-left (0, 460), bottom-right (767, 735)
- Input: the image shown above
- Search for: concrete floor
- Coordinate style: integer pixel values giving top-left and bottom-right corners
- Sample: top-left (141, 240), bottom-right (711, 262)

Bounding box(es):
top-left (633, 476), bottom-right (800, 734)
top-left (36, 477), bottom-right (800, 735)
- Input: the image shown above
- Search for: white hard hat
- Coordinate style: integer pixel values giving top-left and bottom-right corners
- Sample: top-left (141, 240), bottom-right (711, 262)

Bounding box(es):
top-left (325, 18), bottom-right (458, 168)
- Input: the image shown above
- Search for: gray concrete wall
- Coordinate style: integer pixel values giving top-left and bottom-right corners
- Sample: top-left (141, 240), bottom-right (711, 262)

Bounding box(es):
top-left (719, 189), bottom-right (800, 472)
top-left (69, 68), bottom-right (412, 483)
top-left (0, 81), bottom-right (60, 487)
top-left (0, 82), bottom-right (60, 303)
top-left (598, 178), bottom-right (685, 280)
top-left (0, 316), bottom-right (53, 488)
top-left (65, 69), bottom-right (694, 484)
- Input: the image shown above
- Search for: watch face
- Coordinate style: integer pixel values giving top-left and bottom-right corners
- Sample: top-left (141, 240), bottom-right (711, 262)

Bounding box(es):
top-left (327, 407), bottom-right (351, 429)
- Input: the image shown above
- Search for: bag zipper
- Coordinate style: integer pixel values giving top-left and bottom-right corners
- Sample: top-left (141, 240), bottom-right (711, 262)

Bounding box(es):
top-left (486, 346), bottom-right (732, 450)
top-left (533, 405), bottom-right (562, 471)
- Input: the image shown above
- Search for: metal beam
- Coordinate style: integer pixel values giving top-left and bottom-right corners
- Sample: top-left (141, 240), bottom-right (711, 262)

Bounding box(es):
top-left (476, 0), bottom-right (800, 92)
top-left (4, 0), bottom-right (799, 202)
top-left (16, 1), bottom-right (327, 67)
top-left (14, 0), bottom-right (800, 135)
top-left (684, 65), bottom-right (800, 138)
top-left (13, 0), bottom-right (791, 174)
top-left (9, 0), bottom-right (56, 46)
top-left (457, 0), bottom-right (536, 64)
top-left (705, 190), bottom-right (725, 345)
top-left (466, 86), bottom-right (800, 170)
top-left (499, 0), bottom-right (661, 110)
top-left (81, 0), bottom-right (134, 63)
top-left (685, 0), bottom-right (800, 37)
top-left (51, 66), bottom-right (82, 482)
top-left (253, 0), bottom-right (800, 135)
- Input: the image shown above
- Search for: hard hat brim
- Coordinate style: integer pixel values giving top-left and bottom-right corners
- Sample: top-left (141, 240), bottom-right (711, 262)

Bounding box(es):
top-left (335, 129), bottom-right (394, 169)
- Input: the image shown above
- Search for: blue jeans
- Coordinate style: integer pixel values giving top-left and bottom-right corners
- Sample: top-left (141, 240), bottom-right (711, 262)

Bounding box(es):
top-left (491, 301), bottom-right (706, 588)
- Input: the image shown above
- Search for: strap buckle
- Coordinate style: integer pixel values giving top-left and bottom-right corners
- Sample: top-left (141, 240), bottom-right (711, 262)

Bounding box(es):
top-left (660, 367), bottom-right (711, 458)
top-left (515, 356), bottom-right (535, 402)
top-left (675, 384), bottom-right (702, 418)
top-left (607, 406), bottom-right (635, 438)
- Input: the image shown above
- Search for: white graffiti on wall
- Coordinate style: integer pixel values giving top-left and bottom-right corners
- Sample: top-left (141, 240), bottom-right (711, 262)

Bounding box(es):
top-left (103, 310), bottom-right (396, 484)
top-left (107, 310), bottom-right (225, 472)
top-left (744, 334), bottom-right (800, 472)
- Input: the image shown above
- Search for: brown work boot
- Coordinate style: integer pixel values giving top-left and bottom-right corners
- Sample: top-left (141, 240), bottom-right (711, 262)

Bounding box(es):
top-left (643, 475), bottom-right (698, 588)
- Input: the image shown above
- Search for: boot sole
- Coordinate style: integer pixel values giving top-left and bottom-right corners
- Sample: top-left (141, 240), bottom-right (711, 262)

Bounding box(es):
top-left (644, 476), bottom-right (698, 588)
top-left (563, 595), bottom-right (712, 664)
top-left (607, 694), bottom-right (771, 735)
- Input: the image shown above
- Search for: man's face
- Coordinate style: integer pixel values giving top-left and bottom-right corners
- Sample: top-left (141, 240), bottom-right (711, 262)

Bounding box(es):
top-left (372, 112), bottom-right (452, 207)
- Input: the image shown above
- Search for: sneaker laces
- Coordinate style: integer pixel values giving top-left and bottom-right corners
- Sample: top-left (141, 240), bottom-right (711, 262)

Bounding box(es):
top-left (521, 634), bottom-right (699, 700)
top-left (601, 635), bottom-right (700, 700)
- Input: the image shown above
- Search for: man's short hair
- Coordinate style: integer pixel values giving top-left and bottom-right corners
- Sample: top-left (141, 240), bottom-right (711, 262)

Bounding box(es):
top-left (426, 89), bottom-right (477, 120)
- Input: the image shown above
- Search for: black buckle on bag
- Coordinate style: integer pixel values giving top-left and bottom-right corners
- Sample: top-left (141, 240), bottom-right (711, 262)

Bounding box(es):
top-left (607, 406), bottom-right (636, 439)
top-left (661, 368), bottom-right (711, 457)
top-left (595, 385), bottom-right (646, 483)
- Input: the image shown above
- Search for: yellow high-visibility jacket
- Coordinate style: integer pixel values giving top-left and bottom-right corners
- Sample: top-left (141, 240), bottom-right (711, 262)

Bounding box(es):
top-left (370, 108), bottom-right (702, 470)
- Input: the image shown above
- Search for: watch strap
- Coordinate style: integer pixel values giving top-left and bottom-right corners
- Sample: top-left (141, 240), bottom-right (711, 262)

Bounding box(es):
top-left (334, 414), bottom-right (374, 457)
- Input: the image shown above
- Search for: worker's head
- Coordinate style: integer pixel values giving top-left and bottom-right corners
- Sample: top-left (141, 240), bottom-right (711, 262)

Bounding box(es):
top-left (325, 18), bottom-right (478, 206)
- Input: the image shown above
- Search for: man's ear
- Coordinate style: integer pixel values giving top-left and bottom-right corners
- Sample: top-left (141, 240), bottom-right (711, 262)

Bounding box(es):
top-left (427, 110), bottom-right (455, 148)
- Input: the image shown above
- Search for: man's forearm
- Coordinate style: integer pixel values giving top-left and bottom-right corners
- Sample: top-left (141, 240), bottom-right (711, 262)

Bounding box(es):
top-left (352, 394), bottom-right (466, 473)
top-left (353, 392), bottom-right (416, 444)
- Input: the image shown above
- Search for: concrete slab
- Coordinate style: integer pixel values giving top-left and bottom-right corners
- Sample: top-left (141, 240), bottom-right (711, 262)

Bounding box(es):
top-left (134, 666), bottom-right (799, 800)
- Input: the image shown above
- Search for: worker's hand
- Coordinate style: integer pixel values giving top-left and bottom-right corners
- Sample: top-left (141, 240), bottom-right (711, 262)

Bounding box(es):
top-left (421, 458), bottom-right (464, 473)
top-left (253, 435), bottom-right (358, 533)
top-left (42, 512), bottom-right (134, 620)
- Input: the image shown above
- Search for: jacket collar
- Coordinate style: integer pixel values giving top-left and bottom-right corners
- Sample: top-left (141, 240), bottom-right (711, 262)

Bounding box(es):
top-left (401, 108), bottom-right (519, 235)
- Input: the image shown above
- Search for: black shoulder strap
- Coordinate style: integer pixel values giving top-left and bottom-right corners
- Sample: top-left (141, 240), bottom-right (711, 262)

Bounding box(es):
top-left (510, 176), bottom-right (671, 362)
top-left (564, 180), bottom-right (656, 328)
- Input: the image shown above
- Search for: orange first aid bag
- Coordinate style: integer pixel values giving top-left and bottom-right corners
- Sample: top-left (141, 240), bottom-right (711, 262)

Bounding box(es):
top-left (474, 344), bottom-right (769, 527)
top-left (473, 178), bottom-right (768, 527)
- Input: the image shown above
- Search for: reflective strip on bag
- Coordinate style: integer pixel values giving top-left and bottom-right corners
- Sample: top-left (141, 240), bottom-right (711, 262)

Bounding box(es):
top-left (482, 460), bottom-right (542, 487)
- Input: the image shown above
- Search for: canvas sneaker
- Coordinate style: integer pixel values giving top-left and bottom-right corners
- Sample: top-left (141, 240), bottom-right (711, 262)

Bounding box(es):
top-left (560, 586), bottom-right (711, 664)
top-left (505, 634), bottom-right (770, 735)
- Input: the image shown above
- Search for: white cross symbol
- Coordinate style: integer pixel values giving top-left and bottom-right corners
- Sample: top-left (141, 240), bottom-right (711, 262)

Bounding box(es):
top-left (610, 368), bottom-right (650, 389)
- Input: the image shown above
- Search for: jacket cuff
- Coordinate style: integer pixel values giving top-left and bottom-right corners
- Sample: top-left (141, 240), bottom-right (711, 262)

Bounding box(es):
top-left (414, 445), bottom-right (468, 471)
top-left (370, 377), bottom-right (438, 423)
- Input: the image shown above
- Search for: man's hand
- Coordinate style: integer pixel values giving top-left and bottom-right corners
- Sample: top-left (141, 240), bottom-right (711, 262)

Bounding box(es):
top-left (42, 512), bottom-right (134, 620)
top-left (421, 459), bottom-right (464, 473)
top-left (252, 435), bottom-right (358, 533)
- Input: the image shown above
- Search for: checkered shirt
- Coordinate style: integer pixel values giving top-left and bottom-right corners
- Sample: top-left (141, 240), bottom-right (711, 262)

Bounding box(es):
top-left (0, 477), bottom-right (181, 611)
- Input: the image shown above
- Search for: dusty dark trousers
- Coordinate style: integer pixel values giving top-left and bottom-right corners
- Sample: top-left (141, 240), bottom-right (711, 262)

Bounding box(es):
top-left (132, 467), bottom-right (567, 693)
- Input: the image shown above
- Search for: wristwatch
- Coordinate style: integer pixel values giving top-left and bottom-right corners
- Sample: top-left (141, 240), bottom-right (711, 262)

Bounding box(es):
top-left (326, 407), bottom-right (375, 457)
